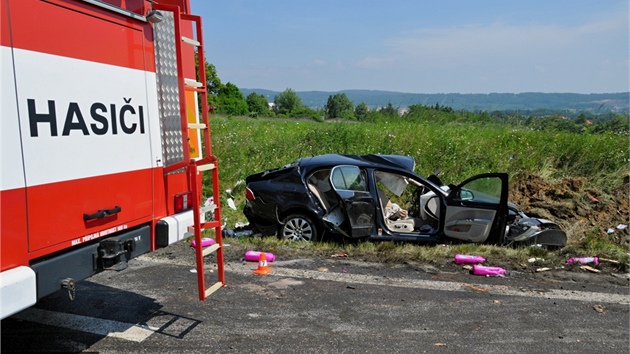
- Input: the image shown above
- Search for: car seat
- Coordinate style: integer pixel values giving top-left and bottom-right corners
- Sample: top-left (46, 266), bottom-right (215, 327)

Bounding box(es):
top-left (378, 188), bottom-right (415, 233)
top-left (385, 218), bottom-right (416, 233)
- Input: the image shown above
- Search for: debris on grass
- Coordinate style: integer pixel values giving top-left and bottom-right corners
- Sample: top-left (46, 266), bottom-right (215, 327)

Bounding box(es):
top-left (227, 198), bottom-right (236, 210)
top-left (599, 258), bottom-right (620, 265)
top-left (580, 265), bottom-right (601, 273)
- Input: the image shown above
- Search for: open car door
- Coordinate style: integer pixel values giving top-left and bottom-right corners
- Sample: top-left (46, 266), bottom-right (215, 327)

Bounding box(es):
top-left (443, 173), bottom-right (508, 244)
top-left (328, 166), bottom-right (375, 238)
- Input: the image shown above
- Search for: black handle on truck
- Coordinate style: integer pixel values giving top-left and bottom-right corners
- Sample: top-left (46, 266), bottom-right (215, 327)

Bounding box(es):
top-left (83, 206), bottom-right (122, 221)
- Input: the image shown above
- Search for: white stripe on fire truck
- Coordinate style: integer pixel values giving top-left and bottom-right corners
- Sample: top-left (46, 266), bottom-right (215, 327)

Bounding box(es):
top-left (2, 47), bottom-right (162, 190)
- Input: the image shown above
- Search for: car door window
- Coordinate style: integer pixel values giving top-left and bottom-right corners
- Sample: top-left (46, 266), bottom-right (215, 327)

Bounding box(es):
top-left (331, 166), bottom-right (367, 191)
top-left (444, 174), bottom-right (508, 243)
top-left (453, 177), bottom-right (502, 204)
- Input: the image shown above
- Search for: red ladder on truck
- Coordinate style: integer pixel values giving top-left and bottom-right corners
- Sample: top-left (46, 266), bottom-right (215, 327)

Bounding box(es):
top-left (155, 4), bottom-right (225, 300)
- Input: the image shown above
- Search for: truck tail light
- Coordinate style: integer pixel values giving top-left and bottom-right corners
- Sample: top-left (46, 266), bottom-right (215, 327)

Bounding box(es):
top-left (174, 191), bottom-right (193, 213)
top-left (245, 187), bottom-right (255, 200)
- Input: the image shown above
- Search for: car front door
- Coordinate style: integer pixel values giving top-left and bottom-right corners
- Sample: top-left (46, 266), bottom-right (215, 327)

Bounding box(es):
top-left (329, 166), bottom-right (375, 238)
top-left (443, 173), bottom-right (508, 244)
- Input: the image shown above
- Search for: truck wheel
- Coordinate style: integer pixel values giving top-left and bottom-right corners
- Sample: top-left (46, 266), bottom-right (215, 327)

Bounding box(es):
top-left (279, 214), bottom-right (319, 242)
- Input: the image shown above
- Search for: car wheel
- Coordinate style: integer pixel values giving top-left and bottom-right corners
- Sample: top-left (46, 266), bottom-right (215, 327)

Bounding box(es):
top-left (279, 214), bottom-right (319, 242)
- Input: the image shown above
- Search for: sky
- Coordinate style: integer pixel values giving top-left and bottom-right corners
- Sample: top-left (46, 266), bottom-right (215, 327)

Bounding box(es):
top-left (191, 0), bottom-right (629, 94)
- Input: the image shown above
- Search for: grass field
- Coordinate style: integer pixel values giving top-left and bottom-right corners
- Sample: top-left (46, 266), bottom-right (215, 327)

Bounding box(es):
top-left (210, 116), bottom-right (626, 187)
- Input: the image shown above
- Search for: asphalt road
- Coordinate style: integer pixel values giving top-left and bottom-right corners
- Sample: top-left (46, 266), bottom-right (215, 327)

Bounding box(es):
top-left (2, 242), bottom-right (629, 353)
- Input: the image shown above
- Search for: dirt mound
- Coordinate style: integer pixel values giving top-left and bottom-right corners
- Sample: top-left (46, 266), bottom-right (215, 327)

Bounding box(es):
top-left (509, 175), bottom-right (629, 247)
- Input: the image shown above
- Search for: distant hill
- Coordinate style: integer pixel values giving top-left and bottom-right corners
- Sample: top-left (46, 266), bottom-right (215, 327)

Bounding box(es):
top-left (240, 89), bottom-right (629, 113)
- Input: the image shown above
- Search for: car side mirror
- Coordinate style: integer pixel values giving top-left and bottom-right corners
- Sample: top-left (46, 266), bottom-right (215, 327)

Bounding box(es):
top-left (459, 190), bottom-right (474, 201)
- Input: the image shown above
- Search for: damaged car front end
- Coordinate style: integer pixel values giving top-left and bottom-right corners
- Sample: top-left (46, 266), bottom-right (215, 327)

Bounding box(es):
top-left (504, 203), bottom-right (567, 248)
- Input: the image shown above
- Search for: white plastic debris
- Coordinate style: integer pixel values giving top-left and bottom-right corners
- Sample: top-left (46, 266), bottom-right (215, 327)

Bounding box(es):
top-left (227, 198), bottom-right (236, 210)
top-left (617, 224), bottom-right (627, 230)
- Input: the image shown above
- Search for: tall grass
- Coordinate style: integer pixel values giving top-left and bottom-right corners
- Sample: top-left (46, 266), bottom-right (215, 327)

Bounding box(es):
top-left (207, 116), bottom-right (627, 229)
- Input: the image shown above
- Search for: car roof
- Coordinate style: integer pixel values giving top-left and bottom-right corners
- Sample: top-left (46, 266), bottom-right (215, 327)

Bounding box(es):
top-left (296, 154), bottom-right (416, 173)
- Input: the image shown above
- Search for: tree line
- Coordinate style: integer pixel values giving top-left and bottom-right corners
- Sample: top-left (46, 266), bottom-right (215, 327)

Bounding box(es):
top-left (200, 60), bottom-right (628, 135)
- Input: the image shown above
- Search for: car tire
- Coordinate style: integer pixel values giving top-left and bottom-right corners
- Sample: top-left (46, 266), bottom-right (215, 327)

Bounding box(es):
top-left (279, 214), bottom-right (319, 242)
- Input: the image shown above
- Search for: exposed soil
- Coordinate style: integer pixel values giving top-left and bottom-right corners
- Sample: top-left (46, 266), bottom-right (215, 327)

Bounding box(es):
top-left (508, 175), bottom-right (629, 249)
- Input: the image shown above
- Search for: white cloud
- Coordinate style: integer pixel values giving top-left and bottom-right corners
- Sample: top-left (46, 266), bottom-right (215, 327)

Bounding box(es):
top-left (356, 56), bottom-right (396, 69)
top-left (368, 11), bottom-right (629, 93)
top-left (332, 61), bottom-right (346, 71)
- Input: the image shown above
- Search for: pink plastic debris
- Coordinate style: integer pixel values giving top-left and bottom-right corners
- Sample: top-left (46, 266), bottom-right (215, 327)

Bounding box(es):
top-left (566, 257), bottom-right (599, 265)
top-left (454, 254), bottom-right (486, 264)
top-left (472, 264), bottom-right (506, 276)
top-left (244, 250), bottom-right (276, 262)
top-left (190, 238), bottom-right (215, 248)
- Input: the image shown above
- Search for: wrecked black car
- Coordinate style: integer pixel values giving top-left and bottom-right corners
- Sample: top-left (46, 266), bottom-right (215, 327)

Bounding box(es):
top-left (243, 154), bottom-right (566, 248)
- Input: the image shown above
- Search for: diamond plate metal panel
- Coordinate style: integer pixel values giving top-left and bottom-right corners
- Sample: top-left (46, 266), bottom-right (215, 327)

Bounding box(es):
top-left (154, 11), bottom-right (184, 167)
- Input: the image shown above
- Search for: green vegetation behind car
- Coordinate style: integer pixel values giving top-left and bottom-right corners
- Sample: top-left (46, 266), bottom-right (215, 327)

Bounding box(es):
top-left (204, 116), bottom-right (628, 269)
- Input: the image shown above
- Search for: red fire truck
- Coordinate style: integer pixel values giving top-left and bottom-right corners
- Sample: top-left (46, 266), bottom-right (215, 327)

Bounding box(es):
top-left (1, 0), bottom-right (224, 319)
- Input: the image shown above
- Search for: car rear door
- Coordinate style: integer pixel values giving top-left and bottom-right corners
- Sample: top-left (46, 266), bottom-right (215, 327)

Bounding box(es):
top-left (442, 173), bottom-right (508, 244)
top-left (329, 166), bottom-right (375, 238)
